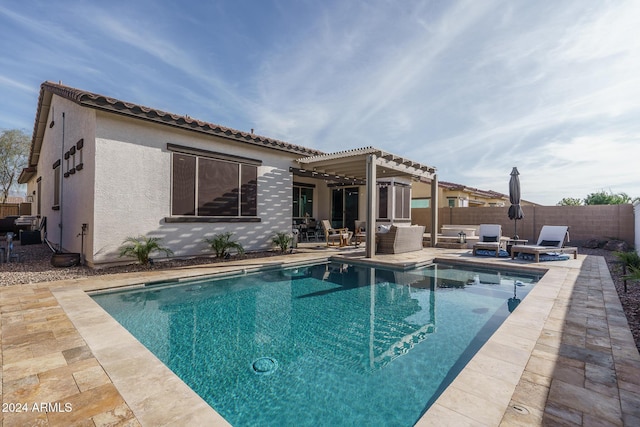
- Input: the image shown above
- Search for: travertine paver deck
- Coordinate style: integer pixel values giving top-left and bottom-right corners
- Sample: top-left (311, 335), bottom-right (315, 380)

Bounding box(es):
top-left (2, 245), bottom-right (639, 426)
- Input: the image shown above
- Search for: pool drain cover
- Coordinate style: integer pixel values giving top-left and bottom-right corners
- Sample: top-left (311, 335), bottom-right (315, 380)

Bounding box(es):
top-left (252, 357), bottom-right (278, 375)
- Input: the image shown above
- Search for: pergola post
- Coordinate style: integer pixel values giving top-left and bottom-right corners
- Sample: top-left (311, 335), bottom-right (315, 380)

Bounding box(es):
top-left (366, 154), bottom-right (377, 258)
top-left (431, 174), bottom-right (438, 247)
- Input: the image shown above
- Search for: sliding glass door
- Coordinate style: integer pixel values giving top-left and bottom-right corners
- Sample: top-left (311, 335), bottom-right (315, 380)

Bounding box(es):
top-left (331, 187), bottom-right (359, 231)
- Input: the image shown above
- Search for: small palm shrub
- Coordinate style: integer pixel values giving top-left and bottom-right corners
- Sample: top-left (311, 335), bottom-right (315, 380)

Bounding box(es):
top-left (272, 232), bottom-right (292, 253)
top-left (204, 232), bottom-right (245, 258)
top-left (625, 266), bottom-right (640, 281)
top-left (614, 250), bottom-right (640, 269)
top-left (119, 236), bottom-right (173, 265)
top-left (614, 250), bottom-right (640, 281)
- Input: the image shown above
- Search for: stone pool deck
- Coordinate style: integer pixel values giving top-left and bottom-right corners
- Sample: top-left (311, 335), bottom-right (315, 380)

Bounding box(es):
top-left (1, 246), bottom-right (639, 426)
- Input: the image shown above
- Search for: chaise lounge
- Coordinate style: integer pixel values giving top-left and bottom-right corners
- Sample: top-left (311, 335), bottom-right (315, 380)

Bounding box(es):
top-left (511, 225), bottom-right (577, 262)
top-left (472, 224), bottom-right (505, 257)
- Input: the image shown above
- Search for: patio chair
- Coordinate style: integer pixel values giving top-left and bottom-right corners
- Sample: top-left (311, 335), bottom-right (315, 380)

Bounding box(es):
top-left (472, 224), bottom-right (504, 257)
top-left (302, 219), bottom-right (318, 241)
top-left (353, 220), bottom-right (367, 247)
top-left (511, 225), bottom-right (577, 262)
top-left (321, 220), bottom-right (352, 247)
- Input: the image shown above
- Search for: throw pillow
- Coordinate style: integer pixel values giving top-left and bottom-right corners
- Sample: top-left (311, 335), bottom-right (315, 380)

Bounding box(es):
top-left (540, 240), bottom-right (560, 247)
top-left (376, 225), bottom-right (391, 233)
top-left (483, 236), bottom-right (498, 242)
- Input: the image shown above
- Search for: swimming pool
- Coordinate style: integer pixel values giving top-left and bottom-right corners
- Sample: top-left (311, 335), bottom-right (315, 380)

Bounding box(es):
top-left (92, 261), bottom-right (542, 426)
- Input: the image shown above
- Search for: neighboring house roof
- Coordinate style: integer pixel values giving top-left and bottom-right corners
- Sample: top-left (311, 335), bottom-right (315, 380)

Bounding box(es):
top-left (439, 180), bottom-right (508, 200)
top-left (20, 81), bottom-right (324, 182)
top-left (439, 180), bottom-right (539, 205)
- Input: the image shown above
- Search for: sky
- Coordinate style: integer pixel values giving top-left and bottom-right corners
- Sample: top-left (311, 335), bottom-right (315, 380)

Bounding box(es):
top-left (1, 0), bottom-right (639, 205)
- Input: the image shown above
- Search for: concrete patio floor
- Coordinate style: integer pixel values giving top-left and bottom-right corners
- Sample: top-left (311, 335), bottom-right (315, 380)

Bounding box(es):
top-left (1, 245), bottom-right (639, 426)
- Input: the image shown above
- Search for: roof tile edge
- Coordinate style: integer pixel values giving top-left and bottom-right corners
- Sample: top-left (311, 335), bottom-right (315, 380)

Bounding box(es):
top-left (39, 81), bottom-right (324, 157)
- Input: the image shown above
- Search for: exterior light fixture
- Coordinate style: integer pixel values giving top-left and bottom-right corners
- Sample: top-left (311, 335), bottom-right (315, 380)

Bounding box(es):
top-left (458, 231), bottom-right (467, 244)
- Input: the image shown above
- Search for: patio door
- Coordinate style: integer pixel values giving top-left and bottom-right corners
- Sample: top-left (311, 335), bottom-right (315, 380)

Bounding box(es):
top-left (331, 187), bottom-right (359, 231)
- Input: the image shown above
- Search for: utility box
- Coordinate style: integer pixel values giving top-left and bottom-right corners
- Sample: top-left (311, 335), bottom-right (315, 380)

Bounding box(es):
top-left (20, 230), bottom-right (42, 245)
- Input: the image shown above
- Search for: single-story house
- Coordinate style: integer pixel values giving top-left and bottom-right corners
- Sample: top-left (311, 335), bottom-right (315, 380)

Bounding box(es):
top-left (18, 81), bottom-right (438, 266)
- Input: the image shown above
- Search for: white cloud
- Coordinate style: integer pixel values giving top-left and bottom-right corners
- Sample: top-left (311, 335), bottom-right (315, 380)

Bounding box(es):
top-left (1, 0), bottom-right (639, 204)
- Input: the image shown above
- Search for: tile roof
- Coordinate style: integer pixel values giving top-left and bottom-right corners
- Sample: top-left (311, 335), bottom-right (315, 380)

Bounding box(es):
top-left (27, 81), bottom-right (323, 167)
top-left (439, 180), bottom-right (508, 199)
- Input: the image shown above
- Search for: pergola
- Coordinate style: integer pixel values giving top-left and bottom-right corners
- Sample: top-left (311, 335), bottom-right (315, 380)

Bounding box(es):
top-left (292, 147), bottom-right (439, 258)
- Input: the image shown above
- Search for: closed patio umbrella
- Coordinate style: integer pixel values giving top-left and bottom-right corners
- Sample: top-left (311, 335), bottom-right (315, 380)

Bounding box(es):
top-left (508, 167), bottom-right (524, 239)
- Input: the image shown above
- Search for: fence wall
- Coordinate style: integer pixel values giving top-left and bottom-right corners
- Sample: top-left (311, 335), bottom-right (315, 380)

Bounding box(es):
top-left (412, 204), bottom-right (635, 245)
top-left (0, 203), bottom-right (20, 218)
top-left (0, 203), bottom-right (31, 218)
top-left (635, 202), bottom-right (640, 254)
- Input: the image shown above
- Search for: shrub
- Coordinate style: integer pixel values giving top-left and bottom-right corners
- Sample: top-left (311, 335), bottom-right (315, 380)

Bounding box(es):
top-left (614, 251), bottom-right (640, 269)
top-left (624, 266), bottom-right (640, 281)
top-left (119, 236), bottom-right (173, 265)
top-left (614, 251), bottom-right (640, 282)
top-left (204, 232), bottom-right (245, 258)
top-left (272, 232), bottom-right (292, 253)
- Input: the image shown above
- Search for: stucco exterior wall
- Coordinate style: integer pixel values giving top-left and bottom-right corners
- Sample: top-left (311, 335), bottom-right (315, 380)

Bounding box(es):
top-left (91, 113), bottom-right (298, 265)
top-left (25, 95), bottom-right (97, 258)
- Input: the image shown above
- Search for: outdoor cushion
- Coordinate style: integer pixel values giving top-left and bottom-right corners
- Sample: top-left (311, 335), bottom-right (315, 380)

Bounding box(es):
top-left (518, 252), bottom-right (570, 261)
top-left (483, 236), bottom-right (498, 242)
top-left (540, 240), bottom-right (560, 247)
top-left (475, 249), bottom-right (509, 257)
top-left (377, 225), bottom-right (391, 233)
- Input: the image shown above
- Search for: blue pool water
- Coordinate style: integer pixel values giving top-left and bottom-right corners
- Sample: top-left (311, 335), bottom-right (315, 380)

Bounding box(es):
top-left (93, 262), bottom-right (542, 426)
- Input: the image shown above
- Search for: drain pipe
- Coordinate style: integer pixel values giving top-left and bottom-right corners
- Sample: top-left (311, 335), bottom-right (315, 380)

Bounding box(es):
top-left (59, 112), bottom-right (65, 251)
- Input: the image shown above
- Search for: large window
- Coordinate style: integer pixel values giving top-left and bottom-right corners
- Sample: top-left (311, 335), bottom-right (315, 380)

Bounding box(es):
top-left (378, 186), bottom-right (388, 218)
top-left (378, 182), bottom-right (410, 219)
top-left (292, 184), bottom-right (314, 218)
top-left (395, 185), bottom-right (411, 219)
top-left (411, 198), bottom-right (430, 208)
top-left (171, 152), bottom-right (257, 217)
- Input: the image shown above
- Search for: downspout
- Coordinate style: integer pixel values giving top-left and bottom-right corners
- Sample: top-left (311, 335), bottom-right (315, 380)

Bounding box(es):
top-left (59, 112), bottom-right (65, 250)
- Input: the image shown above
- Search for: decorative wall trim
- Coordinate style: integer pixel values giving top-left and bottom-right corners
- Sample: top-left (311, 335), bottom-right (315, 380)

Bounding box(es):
top-left (167, 143), bottom-right (262, 166)
top-left (164, 217), bottom-right (262, 223)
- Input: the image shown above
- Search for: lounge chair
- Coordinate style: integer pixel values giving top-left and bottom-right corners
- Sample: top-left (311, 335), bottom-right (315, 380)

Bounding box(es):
top-left (472, 224), bottom-right (504, 257)
top-left (321, 220), bottom-right (352, 247)
top-left (511, 225), bottom-right (577, 262)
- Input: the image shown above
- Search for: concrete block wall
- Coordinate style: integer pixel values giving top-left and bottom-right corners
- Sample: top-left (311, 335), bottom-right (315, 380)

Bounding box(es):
top-left (635, 202), bottom-right (640, 253)
top-left (412, 204), bottom-right (635, 245)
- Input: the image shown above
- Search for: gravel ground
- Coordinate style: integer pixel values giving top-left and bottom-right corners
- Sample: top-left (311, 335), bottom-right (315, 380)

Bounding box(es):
top-left (0, 242), bottom-right (282, 285)
top-left (2, 243), bottom-right (639, 352)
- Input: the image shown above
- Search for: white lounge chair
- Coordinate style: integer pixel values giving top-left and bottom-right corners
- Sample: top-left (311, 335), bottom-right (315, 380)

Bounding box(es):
top-left (511, 225), bottom-right (577, 262)
top-left (472, 224), bottom-right (504, 257)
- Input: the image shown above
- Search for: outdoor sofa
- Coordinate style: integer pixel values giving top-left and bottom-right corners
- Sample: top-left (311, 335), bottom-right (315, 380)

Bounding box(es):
top-left (377, 225), bottom-right (425, 254)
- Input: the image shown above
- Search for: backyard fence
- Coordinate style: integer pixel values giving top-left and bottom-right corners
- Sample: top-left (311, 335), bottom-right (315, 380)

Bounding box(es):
top-left (412, 204), bottom-right (635, 246)
top-left (0, 203), bottom-right (31, 218)
top-left (635, 202), bottom-right (640, 254)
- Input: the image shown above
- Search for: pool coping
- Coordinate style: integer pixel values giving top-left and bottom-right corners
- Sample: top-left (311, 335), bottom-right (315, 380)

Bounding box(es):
top-left (2, 248), bottom-right (640, 426)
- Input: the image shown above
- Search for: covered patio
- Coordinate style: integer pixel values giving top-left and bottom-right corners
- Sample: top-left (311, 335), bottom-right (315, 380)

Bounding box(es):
top-left (292, 147), bottom-right (439, 257)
